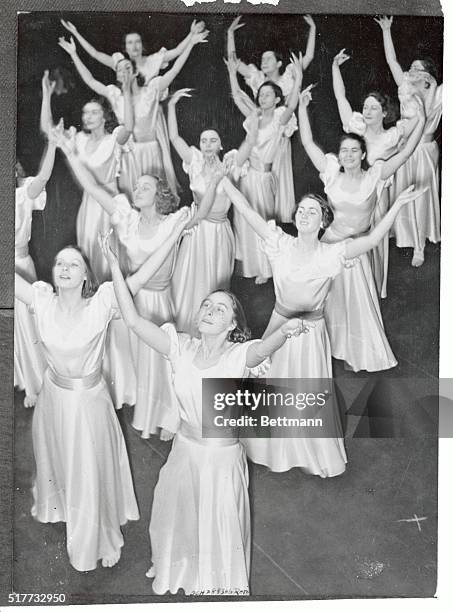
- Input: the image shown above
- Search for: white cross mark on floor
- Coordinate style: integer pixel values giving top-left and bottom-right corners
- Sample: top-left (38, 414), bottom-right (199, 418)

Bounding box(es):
top-left (397, 514), bottom-right (428, 532)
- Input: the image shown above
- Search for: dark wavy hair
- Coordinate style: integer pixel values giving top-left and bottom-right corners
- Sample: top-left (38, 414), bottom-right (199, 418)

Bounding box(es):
top-left (261, 50), bottom-right (284, 74)
top-left (115, 57), bottom-right (145, 89)
top-left (122, 31), bottom-right (148, 57)
top-left (81, 97), bottom-right (118, 134)
top-left (255, 80), bottom-right (284, 107)
top-left (292, 193), bottom-right (334, 231)
top-left (153, 177), bottom-right (180, 215)
top-left (338, 132), bottom-right (370, 172)
top-left (413, 57), bottom-right (439, 82)
top-left (361, 91), bottom-right (398, 125)
top-left (220, 291), bottom-right (252, 343)
top-left (52, 245), bottom-right (98, 298)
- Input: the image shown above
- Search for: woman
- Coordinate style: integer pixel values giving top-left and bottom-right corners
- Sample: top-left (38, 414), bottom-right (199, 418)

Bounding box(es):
top-left (331, 48), bottom-right (418, 296)
top-left (101, 230), bottom-right (308, 595)
top-left (298, 85), bottom-right (426, 372)
top-left (226, 54), bottom-right (302, 283)
top-left (375, 15), bottom-right (442, 267)
top-left (58, 29), bottom-right (208, 199)
top-left (14, 246), bottom-right (139, 572)
top-left (227, 15), bottom-right (316, 223)
top-left (168, 88), bottom-right (250, 334)
top-left (15, 138), bottom-right (56, 407)
top-left (221, 177), bottom-right (422, 475)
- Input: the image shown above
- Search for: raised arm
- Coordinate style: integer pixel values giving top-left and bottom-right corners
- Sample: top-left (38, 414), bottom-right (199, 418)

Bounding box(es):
top-left (27, 141), bottom-right (57, 200)
top-left (298, 85), bottom-right (328, 173)
top-left (157, 30), bottom-right (208, 92)
top-left (380, 96), bottom-right (425, 180)
top-left (374, 16), bottom-right (404, 86)
top-left (302, 15), bottom-right (316, 70)
top-left (40, 70), bottom-right (56, 136)
top-left (115, 72), bottom-right (135, 145)
top-left (167, 89), bottom-right (193, 164)
top-left (187, 170), bottom-right (226, 230)
top-left (227, 16), bottom-right (253, 79)
top-left (332, 49), bottom-right (354, 128)
top-left (234, 109), bottom-right (259, 167)
top-left (222, 177), bottom-right (269, 240)
top-left (100, 233), bottom-right (171, 355)
top-left (225, 56), bottom-right (256, 118)
top-left (246, 319), bottom-right (311, 368)
top-left (278, 53), bottom-right (303, 126)
top-left (58, 36), bottom-right (109, 97)
top-left (15, 272), bottom-right (33, 306)
top-left (345, 185), bottom-right (427, 259)
top-left (162, 19), bottom-right (205, 63)
top-left (61, 19), bottom-right (115, 69)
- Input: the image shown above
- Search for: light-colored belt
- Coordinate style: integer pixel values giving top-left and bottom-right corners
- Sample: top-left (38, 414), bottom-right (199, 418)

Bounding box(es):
top-left (47, 368), bottom-right (102, 390)
top-left (204, 216), bottom-right (229, 224)
top-left (138, 279), bottom-right (171, 292)
top-left (274, 304), bottom-right (324, 321)
top-left (179, 422), bottom-right (238, 447)
top-left (15, 245), bottom-right (29, 259)
top-left (249, 160), bottom-right (273, 173)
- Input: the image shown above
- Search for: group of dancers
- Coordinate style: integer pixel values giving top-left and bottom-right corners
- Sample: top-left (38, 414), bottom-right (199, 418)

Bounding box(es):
top-left (14, 14), bottom-right (441, 595)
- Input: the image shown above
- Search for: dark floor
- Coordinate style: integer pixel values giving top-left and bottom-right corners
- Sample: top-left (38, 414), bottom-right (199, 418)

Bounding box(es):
top-left (10, 240), bottom-right (439, 603)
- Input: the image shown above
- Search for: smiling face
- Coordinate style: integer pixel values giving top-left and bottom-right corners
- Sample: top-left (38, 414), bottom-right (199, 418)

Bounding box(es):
top-left (81, 101), bottom-right (105, 132)
top-left (257, 84), bottom-right (280, 110)
top-left (116, 58), bottom-right (134, 84)
top-left (199, 130), bottom-right (222, 157)
top-left (53, 248), bottom-right (87, 292)
top-left (124, 33), bottom-right (143, 59)
top-left (260, 51), bottom-right (281, 76)
top-left (362, 96), bottom-right (386, 126)
top-left (338, 137), bottom-right (366, 171)
top-left (294, 197), bottom-right (323, 234)
top-left (133, 175), bottom-right (157, 209)
top-left (196, 292), bottom-right (236, 337)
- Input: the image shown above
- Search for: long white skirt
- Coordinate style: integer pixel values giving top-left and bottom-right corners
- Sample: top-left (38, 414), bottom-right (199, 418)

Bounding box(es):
top-left (14, 254), bottom-right (47, 398)
top-left (32, 371), bottom-right (139, 572)
top-left (272, 137), bottom-right (295, 223)
top-left (149, 433), bottom-right (250, 595)
top-left (130, 286), bottom-right (180, 436)
top-left (172, 219), bottom-right (235, 336)
top-left (102, 317), bottom-right (137, 410)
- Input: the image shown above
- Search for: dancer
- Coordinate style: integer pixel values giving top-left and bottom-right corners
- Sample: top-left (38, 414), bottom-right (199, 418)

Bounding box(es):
top-left (101, 230), bottom-right (308, 595)
top-left (227, 15), bottom-right (316, 222)
top-left (298, 85), bottom-right (426, 371)
top-left (14, 248), bottom-right (139, 572)
top-left (58, 28), bottom-right (208, 198)
top-left (375, 15), bottom-right (442, 267)
top-left (168, 88), bottom-right (250, 334)
top-left (15, 139), bottom-right (56, 407)
top-left (331, 48), bottom-right (418, 296)
top-left (226, 54), bottom-right (302, 283)
top-left (221, 177), bottom-right (423, 475)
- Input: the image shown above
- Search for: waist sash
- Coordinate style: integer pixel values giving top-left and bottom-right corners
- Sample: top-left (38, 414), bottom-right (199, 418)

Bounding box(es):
top-left (249, 159), bottom-right (273, 173)
top-left (48, 367), bottom-right (102, 390)
top-left (274, 303), bottom-right (325, 321)
top-left (179, 422), bottom-right (239, 447)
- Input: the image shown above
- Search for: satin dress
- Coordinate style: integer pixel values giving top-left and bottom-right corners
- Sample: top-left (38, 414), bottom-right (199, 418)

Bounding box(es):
top-left (172, 147), bottom-right (235, 335)
top-left (234, 106), bottom-right (297, 280)
top-left (320, 154), bottom-right (397, 372)
top-left (30, 281), bottom-right (139, 572)
top-left (149, 323), bottom-right (254, 595)
top-left (14, 177), bottom-right (47, 399)
top-left (242, 222), bottom-right (347, 477)
top-left (112, 195), bottom-right (185, 437)
top-left (245, 64), bottom-right (297, 222)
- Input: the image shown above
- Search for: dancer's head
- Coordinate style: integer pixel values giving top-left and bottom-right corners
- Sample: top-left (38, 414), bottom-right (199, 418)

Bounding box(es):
top-left (52, 245), bottom-right (97, 298)
top-left (115, 57), bottom-right (145, 88)
top-left (338, 133), bottom-right (370, 172)
top-left (196, 290), bottom-right (251, 343)
top-left (133, 175), bottom-right (180, 214)
top-left (199, 129), bottom-right (222, 157)
top-left (361, 91), bottom-right (396, 127)
top-left (123, 32), bottom-right (145, 59)
top-left (81, 98), bottom-right (117, 133)
top-left (260, 50), bottom-right (284, 76)
top-left (256, 81), bottom-right (283, 110)
top-left (410, 57), bottom-right (439, 82)
top-left (293, 194), bottom-right (334, 236)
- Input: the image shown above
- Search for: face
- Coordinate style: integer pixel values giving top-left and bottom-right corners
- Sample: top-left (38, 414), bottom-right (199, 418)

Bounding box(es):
top-left (409, 60), bottom-right (426, 75)
top-left (196, 292), bottom-right (236, 337)
top-left (257, 84), bottom-right (279, 110)
top-left (294, 198), bottom-right (323, 234)
top-left (133, 175), bottom-right (157, 209)
top-left (125, 33), bottom-right (143, 58)
top-left (53, 248), bottom-right (87, 291)
top-left (116, 59), bottom-right (134, 84)
top-left (362, 96), bottom-right (385, 126)
top-left (338, 138), bottom-right (366, 170)
top-left (199, 130), bottom-right (221, 156)
top-left (260, 51), bottom-right (281, 75)
top-left (82, 102), bottom-right (105, 131)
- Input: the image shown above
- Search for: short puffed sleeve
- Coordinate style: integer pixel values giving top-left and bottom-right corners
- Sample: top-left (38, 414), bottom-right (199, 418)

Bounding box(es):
top-left (227, 340), bottom-right (271, 378)
top-left (182, 146), bottom-right (203, 178)
top-left (261, 220), bottom-right (293, 263)
top-left (105, 84), bottom-right (123, 118)
top-left (273, 106), bottom-right (298, 138)
top-left (92, 282), bottom-right (120, 321)
top-left (319, 153), bottom-right (341, 188)
top-left (110, 194), bottom-right (139, 242)
top-left (160, 322), bottom-right (192, 369)
top-left (111, 51), bottom-right (125, 68)
top-left (244, 63), bottom-right (264, 96)
top-left (143, 49), bottom-right (168, 82)
top-left (367, 159), bottom-right (385, 184)
top-left (17, 176), bottom-right (47, 212)
top-left (319, 240), bottom-right (354, 279)
top-left (222, 149), bottom-right (250, 181)
top-left (30, 281), bottom-right (54, 316)
top-left (343, 111), bottom-right (367, 137)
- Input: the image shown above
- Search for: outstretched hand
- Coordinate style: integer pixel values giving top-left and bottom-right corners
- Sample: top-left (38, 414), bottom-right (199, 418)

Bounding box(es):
top-left (48, 120), bottom-right (77, 155)
top-left (224, 55), bottom-right (240, 73)
top-left (58, 36), bottom-right (77, 56)
top-left (42, 70), bottom-right (56, 96)
top-left (190, 20), bottom-right (206, 35)
top-left (169, 88), bottom-right (193, 106)
top-left (374, 15), bottom-right (393, 31)
top-left (191, 29), bottom-right (209, 45)
top-left (60, 19), bottom-right (78, 36)
top-left (394, 184), bottom-right (428, 208)
top-left (333, 48), bottom-right (350, 67)
top-left (289, 52), bottom-right (304, 81)
top-left (228, 16), bottom-right (245, 34)
top-left (98, 230), bottom-right (119, 268)
top-left (303, 15), bottom-right (316, 28)
top-left (299, 84), bottom-right (316, 108)
top-left (280, 318), bottom-right (315, 338)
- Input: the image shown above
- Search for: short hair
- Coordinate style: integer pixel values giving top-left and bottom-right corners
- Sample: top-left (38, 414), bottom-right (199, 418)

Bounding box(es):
top-left (122, 31), bottom-right (148, 56)
top-left (338, 132), bottom-right (370, 172)
top-left (115, 57), bottom-right (145, 89)
top-left (53, 245), bottom-right (98, 298)
top-left (154, 178), bottom-right (180, 215)
top-left (82, 97), bottom-right (118, 134)
top-left (361, 91), bottom-right (398, 125)
top-left (292, 193), bottom-right (334, 233)
top-left (415, 57), bottom-right (439, 82)
top-left (255, 80), bottom-right (284, 107)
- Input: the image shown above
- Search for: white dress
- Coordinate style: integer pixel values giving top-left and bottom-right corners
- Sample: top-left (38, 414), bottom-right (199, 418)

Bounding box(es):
top-left (111, 195), bottom-right (184, 436)
top-left (171, 147), bottom-right (235, 335)
top-left (320, 154), bottom-right (397, 372)
top-left (244, 64), bottom-right (297, 222)
top-left (242, 222), bottom-right (347, 477)
top-left (30, 281), bottom-right (139, 572)
top-left (234, 107), bottom-right (297, 279)
top-left (14, 177), bottom-right (47, 398)
top-left (149, 323), bottom-right (253, 595)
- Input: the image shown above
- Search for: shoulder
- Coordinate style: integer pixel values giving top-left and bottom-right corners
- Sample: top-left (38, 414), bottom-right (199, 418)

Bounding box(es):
top-left (320, 153), bottom-right (341, 185)
top-left (182, 146), bottom-right (202, 175)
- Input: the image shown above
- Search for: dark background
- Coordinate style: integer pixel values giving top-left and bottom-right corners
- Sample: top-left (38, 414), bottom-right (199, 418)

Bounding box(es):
top-left (16, 11), bottom-right (443, 282)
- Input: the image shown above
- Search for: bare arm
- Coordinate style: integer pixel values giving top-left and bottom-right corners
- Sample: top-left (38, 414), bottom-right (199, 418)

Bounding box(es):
top-left (58, 37), bottom-right (109, 97)
top-left (225, 56), bottom-right (256, 117)
top-left (167, 89), bottom-right (193, 164)
top-left (61, 19), bottom-right (115, 69)
top-left (227, 16), bottom-right (252, 78)
top-left (115, 73), bottom-right (134, 145)
top-left (15, 273), bottom-right (33, 306)
top-left (246, 319), bottom-right (309, 368)
top-left (302, 15), bottom-right (316, 70)
top-left (235, 110), bottom-right (259, 167)
top-left (279, 53), bottom-right (303, 126)
top-left (331, 50), bottom-right (354, 128)
top-left (374, 16), bottom-right (404, 86)
top-left (298, 86), bottom-right (327, 173)
top-left (158, 30), bottom-right (208, 92)
top-left (40, 70), bottom-right (56, 135)
top-left (162, 19), bottom-right (205, 63)
top-left (222, 177), bottom-right (269, 240)
top-left (27, 142), bottom-right (57, 200)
